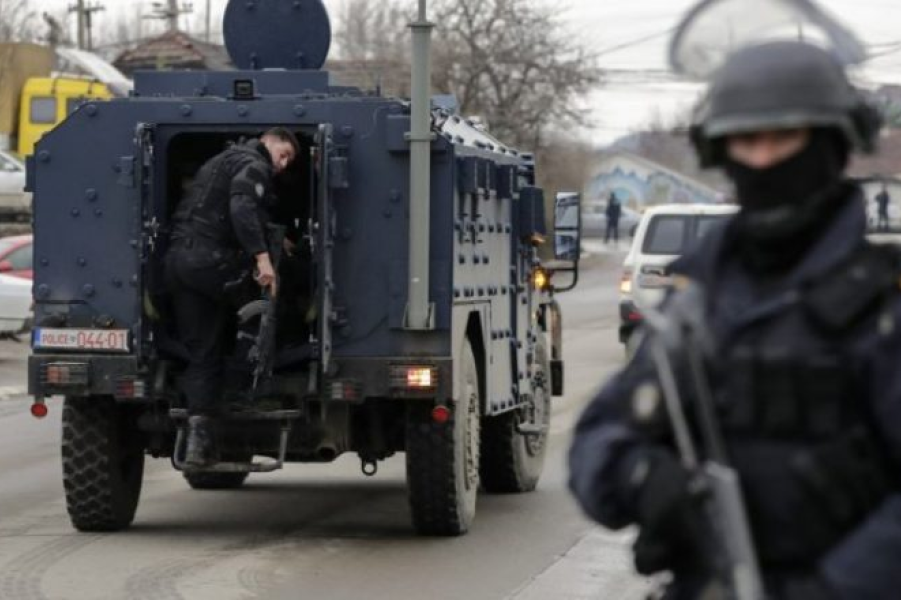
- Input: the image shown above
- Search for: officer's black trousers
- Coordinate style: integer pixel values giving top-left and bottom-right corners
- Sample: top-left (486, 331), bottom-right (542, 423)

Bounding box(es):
top-left (165, 246), bottom-right (241, 416)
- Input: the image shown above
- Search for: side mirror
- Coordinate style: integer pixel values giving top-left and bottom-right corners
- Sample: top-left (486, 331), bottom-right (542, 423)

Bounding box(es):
top-left (0, 260), bottom-right (13, 272)
top-left (550, 192), bottom-right (582, 292)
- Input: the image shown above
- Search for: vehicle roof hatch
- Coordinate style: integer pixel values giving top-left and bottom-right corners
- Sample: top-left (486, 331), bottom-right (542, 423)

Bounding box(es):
top-left (223, 0), bottom-right (332, 71)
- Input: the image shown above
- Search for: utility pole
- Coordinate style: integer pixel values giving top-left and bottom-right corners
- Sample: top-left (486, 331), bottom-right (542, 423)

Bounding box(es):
top-left (167, 0), bottom-right (179, 32)
top-left (73, 0), bottom-right (84, 49)
top-left (68, 0), bottom-right (105, 50)
top-left (145, 0), bottom-right (194, 33)
top-left (205, 0), bottom-right (212, 42)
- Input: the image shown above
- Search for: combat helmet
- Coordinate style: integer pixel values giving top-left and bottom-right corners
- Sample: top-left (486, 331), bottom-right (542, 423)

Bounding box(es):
top-left (690, 40), bottom-right (882, 167)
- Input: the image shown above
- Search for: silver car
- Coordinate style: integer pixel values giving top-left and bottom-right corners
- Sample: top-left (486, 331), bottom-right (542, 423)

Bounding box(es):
top-left (0, 150), bottom-right (29, 216)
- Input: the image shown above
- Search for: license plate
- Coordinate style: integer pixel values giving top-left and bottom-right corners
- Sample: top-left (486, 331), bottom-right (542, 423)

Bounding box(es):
top-left (33, 328), bottom-right (130, 353)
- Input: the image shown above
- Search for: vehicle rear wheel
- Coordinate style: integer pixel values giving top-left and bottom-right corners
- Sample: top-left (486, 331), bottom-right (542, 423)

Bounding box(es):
top-left (61, 396), bottom-right (145, 532)
top-left (406, 340), bottom-right (480, 536)
top-left (480, 336), bottom-right (551, 493)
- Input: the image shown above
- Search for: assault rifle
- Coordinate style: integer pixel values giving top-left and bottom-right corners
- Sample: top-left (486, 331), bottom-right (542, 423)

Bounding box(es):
top-left (237, 224), bottom-right (286, 390)
top-left (639, 284), bottom-right (765, 600)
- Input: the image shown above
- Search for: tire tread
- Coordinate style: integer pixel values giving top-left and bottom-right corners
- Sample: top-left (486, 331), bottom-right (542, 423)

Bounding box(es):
top-left (62, 397), bottom-right (143, 532)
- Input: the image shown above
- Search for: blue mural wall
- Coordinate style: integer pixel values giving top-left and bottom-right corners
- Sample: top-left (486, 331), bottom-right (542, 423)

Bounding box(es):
top-left (586, 160), bottom-right (718, 209)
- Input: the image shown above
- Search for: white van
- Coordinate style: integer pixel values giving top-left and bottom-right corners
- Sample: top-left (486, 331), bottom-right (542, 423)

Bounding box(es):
top-left (619, 203), bottom-right (738, 353)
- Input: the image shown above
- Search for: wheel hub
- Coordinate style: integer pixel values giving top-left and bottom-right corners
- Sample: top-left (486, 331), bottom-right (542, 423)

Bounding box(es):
top-left (523, 372), bottom-right (549, 457)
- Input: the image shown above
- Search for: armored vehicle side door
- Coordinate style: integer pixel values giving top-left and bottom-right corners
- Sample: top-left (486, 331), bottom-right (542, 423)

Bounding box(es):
top-left (316, 124), bottom-right (335, 375)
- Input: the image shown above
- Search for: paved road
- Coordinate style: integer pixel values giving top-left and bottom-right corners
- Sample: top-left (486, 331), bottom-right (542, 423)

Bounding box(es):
top-left (0, 255), bottom-right (651, 600)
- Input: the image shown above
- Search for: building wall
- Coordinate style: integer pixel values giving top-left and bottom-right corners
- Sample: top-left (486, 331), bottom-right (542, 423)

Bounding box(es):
top-left (585, 154), bottom-right (719, 210)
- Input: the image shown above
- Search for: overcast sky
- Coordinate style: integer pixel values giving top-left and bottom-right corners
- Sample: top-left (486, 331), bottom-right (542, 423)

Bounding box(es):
top-left (41, 0), bottom-right (901, 145)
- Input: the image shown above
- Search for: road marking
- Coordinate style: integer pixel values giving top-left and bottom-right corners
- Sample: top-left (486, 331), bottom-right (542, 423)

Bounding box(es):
top-left (506, 527), bottom-right (653, 600)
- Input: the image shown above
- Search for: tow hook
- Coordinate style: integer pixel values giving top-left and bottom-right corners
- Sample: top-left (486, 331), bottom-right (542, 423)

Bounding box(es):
top-left (361, 459), bottom-right (378, 477)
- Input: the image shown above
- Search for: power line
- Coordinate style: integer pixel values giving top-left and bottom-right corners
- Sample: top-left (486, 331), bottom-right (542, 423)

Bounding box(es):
top-left (592, 27), bottom-right (679, 60)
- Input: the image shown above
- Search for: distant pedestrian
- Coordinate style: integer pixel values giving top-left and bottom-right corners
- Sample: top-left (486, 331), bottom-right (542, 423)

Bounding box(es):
top-left (604, 193), bottom-right (622, 244)
top-left (876, 185), bottom-right (891, 231)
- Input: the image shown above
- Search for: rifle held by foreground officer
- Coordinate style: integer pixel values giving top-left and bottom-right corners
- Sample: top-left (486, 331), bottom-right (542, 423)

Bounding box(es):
top-left (640, 286), bottom-right (764, 600)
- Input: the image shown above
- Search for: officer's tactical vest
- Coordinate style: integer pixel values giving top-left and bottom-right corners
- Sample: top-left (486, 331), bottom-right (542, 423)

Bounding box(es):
top-left (710, 242), bottom-right (901, 567)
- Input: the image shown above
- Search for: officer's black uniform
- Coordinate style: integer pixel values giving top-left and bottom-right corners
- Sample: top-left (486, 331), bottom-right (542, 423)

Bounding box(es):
top-left (165, 139), bottom-right (276, 418)
top-left (568, 42), bottom-right (900, 600)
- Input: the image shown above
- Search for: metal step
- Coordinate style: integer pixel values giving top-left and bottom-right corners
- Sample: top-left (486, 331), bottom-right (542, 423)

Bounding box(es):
top-left (168, 408), bottom-right (301, 421)
top-left (172, 420), bottom-right (292, 474)
top-left (516, 423), bottom-right (549, 437)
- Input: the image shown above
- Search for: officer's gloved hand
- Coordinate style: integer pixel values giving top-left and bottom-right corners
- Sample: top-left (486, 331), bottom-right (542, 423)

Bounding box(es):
top-left (631, 449), bottom-right (710, 576)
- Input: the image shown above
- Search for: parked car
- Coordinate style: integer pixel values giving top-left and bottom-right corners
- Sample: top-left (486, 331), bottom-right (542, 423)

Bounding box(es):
top-left (0, 150), bottom-right (31, 231)
top-left (619, 203), bottom-right (738, 355)
top-left (581, 202), bottom-right (641, 238)
top-left (0, 272), bottom-right (32, 337)
top-left (0, 234), bottom-right (32, 279)
top-left (0, 150), bottom-right (26, 197)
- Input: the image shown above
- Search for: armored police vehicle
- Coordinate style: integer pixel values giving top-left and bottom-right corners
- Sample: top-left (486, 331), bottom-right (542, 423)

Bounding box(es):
top-left (26, 0), bottom-right (581, 536)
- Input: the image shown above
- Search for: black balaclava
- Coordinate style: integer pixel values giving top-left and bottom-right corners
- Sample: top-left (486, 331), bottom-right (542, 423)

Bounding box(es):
top-left (723, 128), bottom-right (851, 274)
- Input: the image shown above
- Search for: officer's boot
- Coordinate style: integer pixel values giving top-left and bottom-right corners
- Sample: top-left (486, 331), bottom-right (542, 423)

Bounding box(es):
top-left (185, 415), bottom-right (218, 467)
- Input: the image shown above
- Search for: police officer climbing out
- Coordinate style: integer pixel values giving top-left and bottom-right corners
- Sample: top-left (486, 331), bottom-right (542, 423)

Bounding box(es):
top-left (165, 128), bottom-right (299, 467)
top-left (568, 23), bottom-right (901, 600)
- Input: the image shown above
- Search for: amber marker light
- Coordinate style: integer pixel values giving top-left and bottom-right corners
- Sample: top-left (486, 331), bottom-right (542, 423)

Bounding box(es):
top-left (532, 267), bottom-right (550, 291)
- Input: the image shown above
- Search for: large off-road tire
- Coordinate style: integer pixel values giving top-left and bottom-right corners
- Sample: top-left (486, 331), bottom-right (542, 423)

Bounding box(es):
top-left (406, 341), bottom-right (481, 536)
top-left (61, 396), bottom-right (145, 532)
top-left (480, 336), bottom-right (551, 493)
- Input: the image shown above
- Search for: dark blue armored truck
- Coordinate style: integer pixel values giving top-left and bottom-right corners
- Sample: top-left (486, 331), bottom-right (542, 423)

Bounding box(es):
top-left (26, 0), bottom-right (581, 536)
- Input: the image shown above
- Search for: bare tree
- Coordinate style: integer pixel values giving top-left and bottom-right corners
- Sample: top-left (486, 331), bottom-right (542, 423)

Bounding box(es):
top-left (431, 0), bottom-right (600, 150)
top-left (0, 0), bottom-right (39, 43)
top-left (334, 0), bottom-right (409, 62)
top-left (333, 0), bottom-right (599, 152)
top-left (92, 6), bottom-right (145, 61)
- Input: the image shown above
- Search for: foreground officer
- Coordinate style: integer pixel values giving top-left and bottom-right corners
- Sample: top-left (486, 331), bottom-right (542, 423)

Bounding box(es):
top-left (165, 128), bottom-right (299, 466)
top-left (569, 41), bottom-right (900, 599)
